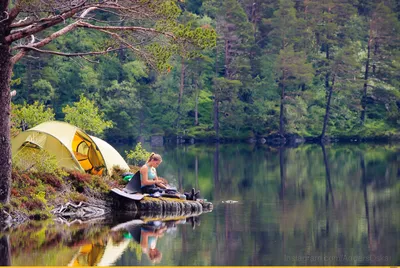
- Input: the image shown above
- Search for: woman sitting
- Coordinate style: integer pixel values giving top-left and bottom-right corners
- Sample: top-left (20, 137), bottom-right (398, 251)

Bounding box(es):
top-left (140, 153), bottom-right (168, 194)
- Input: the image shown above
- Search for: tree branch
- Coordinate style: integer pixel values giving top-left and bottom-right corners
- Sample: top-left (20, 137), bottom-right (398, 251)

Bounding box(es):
top-left (77, 21), bottom-right (176, 40)
top-left (10, 5), bottom-right (101, 64)
top-left (6, 2), bottom-right (89, 43)
top-left (96, 28), bottom-right (156, 69)
top-left (12, 46), bottom-right (123, 57)
top-left (10, 20), bottom-right (82, 64)
top-left (96, 29), bottom-right (142, 55)
top-left (1, 2), bottom-right (20, 24)
top-left (0, 11), bottom-right (9, 23)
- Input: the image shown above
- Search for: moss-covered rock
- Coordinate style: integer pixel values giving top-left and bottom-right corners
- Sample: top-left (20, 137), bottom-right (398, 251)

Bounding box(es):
top-left (110, 193), bottom-right (213, 218)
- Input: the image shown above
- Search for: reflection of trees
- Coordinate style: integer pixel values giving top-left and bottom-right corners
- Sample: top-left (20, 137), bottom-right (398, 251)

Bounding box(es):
top-left (209, 144), bottom-right (400, 265)
top-left (177, 147), bottom-right (183, 192)
top-left (195, 155), bottom-right (199, 190)
top-left (361, 154), bottom-right (380, 263)
top-left (213, 143), bottom-right (220, 199)
top-left (321, 144), bottom-right (335, 207)
top-left (279, 147), bottom-right (286, 201)
top-left (279, 146), bottom-right (286, 262)
top-left (5, 144), bottom-right (400, 266)
top-left (0, 235), bottom-right (11, 266)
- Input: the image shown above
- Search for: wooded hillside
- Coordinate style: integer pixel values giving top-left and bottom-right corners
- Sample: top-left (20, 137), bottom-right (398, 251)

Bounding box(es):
top-left (11, 0), bottom-right (400, 142)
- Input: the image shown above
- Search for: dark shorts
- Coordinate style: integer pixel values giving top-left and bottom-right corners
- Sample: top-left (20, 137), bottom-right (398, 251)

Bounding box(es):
top-left (141, 185), bottom-right (163, 194)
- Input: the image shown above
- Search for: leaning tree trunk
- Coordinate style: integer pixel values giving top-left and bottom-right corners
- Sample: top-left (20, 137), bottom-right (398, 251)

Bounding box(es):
top-left (0, 34), bottom-right (12, 206)
top-left (361, 35), bottom-right (372, 124)
top-left (279, 75), bottom-right (285, 136)
top-left (320, 75), bottom-right (335, 142)
top-left (321, 144), bottom-right (335, 206)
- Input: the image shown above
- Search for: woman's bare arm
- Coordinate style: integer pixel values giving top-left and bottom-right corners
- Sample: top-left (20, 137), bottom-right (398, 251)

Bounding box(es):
top-left (140, 165), bottom-right (157, 186)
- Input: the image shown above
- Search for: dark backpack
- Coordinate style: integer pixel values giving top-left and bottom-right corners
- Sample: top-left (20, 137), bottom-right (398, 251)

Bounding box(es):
top-left (123, 171), bottom-right (141, 194)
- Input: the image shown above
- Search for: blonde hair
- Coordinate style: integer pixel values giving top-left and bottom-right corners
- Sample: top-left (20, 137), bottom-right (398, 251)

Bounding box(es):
top-left (148, 248), bottom-right (162, 263)
top-left (147, 153), bottom-right (162, 163)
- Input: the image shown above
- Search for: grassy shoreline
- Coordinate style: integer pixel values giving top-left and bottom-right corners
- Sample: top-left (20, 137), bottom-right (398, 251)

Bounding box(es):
top-left (2, 167), bottom-right (132, 223)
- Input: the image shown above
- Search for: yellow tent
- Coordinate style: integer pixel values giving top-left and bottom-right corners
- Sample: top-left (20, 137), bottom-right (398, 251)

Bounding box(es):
top-left (90, 136), bottom-right (130, 176)
top-left (12, 121), bottom-right (129, 176)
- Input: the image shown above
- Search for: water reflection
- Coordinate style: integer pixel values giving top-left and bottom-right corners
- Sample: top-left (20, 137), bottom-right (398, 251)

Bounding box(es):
top-left (69, 216), bottom-right (194, 266)
top-left (5, 214), bottom-right (203, 266)
top-left (3, 143), bottom-right (400, 265)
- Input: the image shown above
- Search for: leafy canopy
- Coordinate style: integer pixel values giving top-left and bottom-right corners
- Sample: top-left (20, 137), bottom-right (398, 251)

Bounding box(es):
top-left (62, 95), bottom-right (113, 135)
top-left (11, 102), bottom-right (55, 137)
top-left (126, 142), bottom-right (151, 166)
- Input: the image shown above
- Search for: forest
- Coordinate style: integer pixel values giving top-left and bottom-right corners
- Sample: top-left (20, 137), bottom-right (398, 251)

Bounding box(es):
top-left (10, 0), bottom-right (400, 143)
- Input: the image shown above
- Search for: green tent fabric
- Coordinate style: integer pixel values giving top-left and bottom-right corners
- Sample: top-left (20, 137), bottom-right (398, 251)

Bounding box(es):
top-left (12, 121), bottom-right (129, 176)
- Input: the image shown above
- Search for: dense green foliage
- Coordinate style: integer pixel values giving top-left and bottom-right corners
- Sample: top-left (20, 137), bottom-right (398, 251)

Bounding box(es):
top-left (11, 0), bottom-right (400, 142)
top-left (11, 102), bottom-right (55, 136)
top-left (126, 142), bottom-right (151, 166)
top-left (62, 95), bottom-right (113, 136)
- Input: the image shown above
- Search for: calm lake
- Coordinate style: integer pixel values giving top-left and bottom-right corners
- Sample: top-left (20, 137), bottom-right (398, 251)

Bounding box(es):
top-left (2, 143), bottom-right (399, 266)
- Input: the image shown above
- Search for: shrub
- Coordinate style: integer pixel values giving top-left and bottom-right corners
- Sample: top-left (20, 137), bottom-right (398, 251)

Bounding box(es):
top-left (125, 142), bottom-right (151, 166)
top-left (67, 171), bottom-right (92, 193)
top-left (11, 101), bottom-right (55, 135)
top-left (40, 173), bottom-right (63, 190)
top-left (12, 147), bottom-right (67, 177)
top-left (187, 125), bottom-right (216, 140)
top-left (68, 192), bottom-right (88, 203)
top-left (25, 197), bottom-right (45, 210)
top-left (62, 94), bottom-right (113, 135)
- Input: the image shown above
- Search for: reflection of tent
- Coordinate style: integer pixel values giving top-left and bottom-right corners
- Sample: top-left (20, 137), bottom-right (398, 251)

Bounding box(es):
top-left (69, 243), bottom-right (107, 266)
top-left (12, 121), bottom-right (129, 176)
top-left (68, 238), bottom-right (131, 267)
top-left (68, 224), bottom-right (142, 267)
top-left (97, 238), bottom-right (132, 266)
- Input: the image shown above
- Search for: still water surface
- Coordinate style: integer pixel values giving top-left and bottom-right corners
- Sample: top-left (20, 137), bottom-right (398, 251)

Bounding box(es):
top-left (3, 143), bottom-right (400, 265)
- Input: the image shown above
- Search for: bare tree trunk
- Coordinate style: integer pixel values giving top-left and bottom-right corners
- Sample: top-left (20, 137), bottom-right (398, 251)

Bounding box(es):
top-left (213, 43), bottom-right (219, 139)
top-left (320, 75), bottom-right (335, 141)
top-left (361, 35), bottom-right (372, 124)
top-left (193, 71), bottom-right (199, 126)
top-left (0, 35), bottom-right (12, 206)
top-left (176, 58), bottom-right (185, 128)
top-left (279, 77), bottom-right (285, 136)
top-left (194, 89), bottom-right (199, 126)
top-left (250, 2), bottom-right (257, 35)
top-left (324, 45), bottom-right (330, 97)
top-left (372, 42), bottom-right (378, 75)
top-left (279, 46), bottom-right (286, 138)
